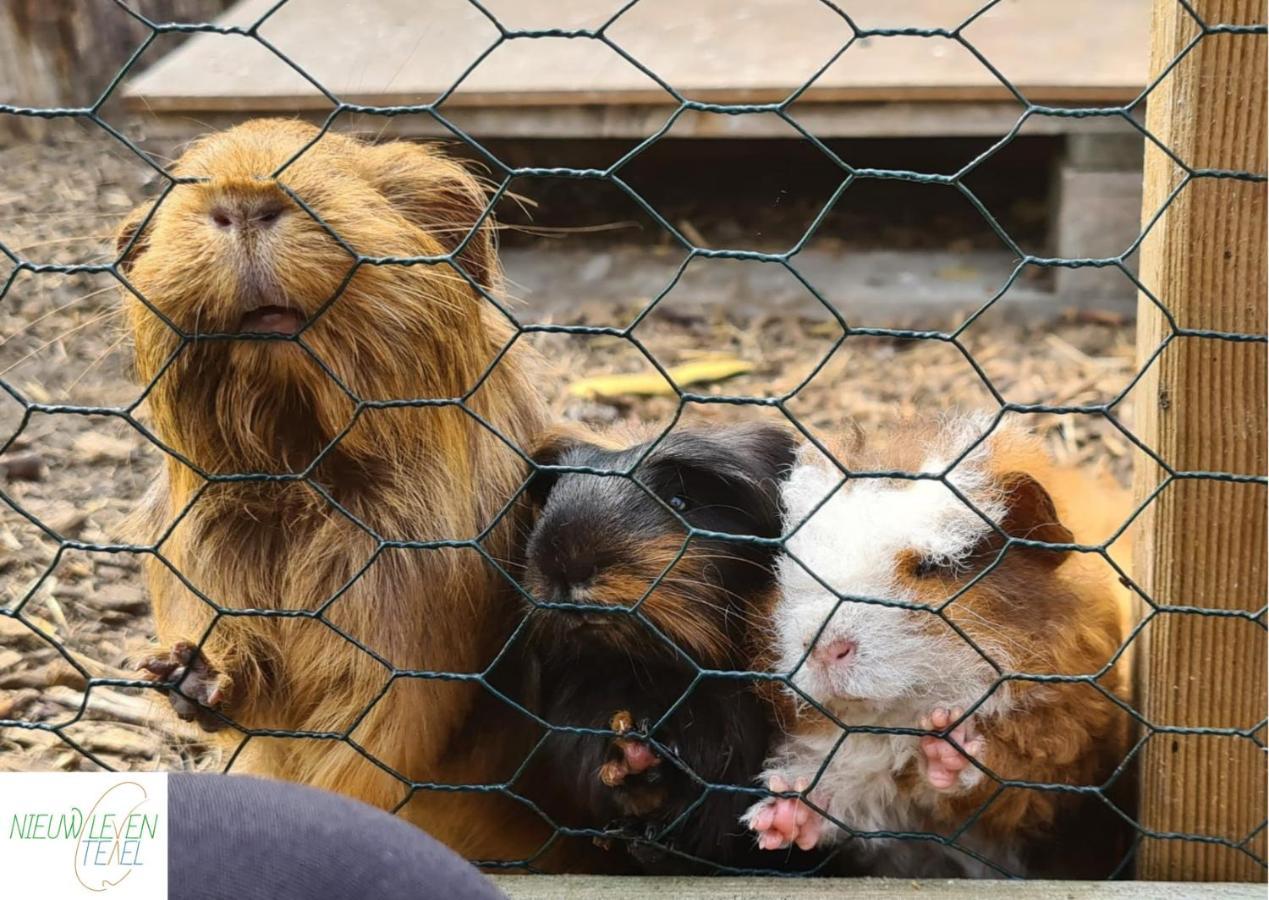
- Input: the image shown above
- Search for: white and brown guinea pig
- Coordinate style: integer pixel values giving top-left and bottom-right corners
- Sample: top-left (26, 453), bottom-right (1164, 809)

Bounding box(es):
top-left (743, 412), bottom-right (1136, 878)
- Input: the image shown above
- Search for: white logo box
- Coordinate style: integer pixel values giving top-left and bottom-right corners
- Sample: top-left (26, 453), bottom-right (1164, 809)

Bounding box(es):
top-left (0, 772), bottom-right (168, 899)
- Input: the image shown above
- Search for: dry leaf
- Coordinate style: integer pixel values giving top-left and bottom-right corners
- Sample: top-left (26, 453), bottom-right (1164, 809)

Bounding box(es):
top-left (935, 264), bottom-right (980, 282)
top-left (568, 359), bottom-right (754, 399)
top-left (0, 613), bottom-right (58, 642)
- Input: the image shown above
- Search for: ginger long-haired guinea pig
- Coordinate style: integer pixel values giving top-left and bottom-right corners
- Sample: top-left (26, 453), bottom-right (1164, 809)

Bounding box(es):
top-left (743, 413), bottom-right (1136, 878)
top-left (115, 119), bottom-right (549, 862)
top-left (509, 423), bottom-right (823, 873)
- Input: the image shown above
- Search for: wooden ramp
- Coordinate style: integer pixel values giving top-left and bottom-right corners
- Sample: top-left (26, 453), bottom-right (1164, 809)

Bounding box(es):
top-left (122, 0), bottom-right (1151, 139)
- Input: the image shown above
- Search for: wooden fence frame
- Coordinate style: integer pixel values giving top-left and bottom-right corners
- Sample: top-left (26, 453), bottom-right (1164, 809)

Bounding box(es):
top-left (1132, 0), bottom-right (1267, 883)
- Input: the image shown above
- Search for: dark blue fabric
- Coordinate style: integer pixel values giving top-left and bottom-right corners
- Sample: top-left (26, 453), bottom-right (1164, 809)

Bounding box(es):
top-left (168, 774), bottom-right (506, 900)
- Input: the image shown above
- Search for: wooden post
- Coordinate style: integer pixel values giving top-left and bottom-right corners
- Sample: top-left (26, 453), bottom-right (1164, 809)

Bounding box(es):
top-left (1133, 0), bottom-right (1268, 882)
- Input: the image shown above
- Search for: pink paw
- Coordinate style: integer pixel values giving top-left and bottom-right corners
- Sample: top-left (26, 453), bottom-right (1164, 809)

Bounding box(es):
top-left (598, 709), bottom-right (662, 788)
top-left (744, 775), bottom-right (823, 852)
top-left (918, 707), bottom-right (985, 791)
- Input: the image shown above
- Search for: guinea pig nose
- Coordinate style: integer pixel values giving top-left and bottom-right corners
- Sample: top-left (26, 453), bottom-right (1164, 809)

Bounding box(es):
top-left (252, 199), bottom-right (285, 226)
top-left (209, 198), bottom-right (285, 231)
top-left (561, 556), bottom-right (598, 587)
top-left (813, 637), bottom-right (858, 668)
top-left (209, 205), bottom-right (236, 229)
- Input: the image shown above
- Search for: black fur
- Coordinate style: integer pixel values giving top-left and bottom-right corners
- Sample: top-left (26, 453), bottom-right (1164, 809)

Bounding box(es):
top-left (506, 424), bottom-right (818, 873)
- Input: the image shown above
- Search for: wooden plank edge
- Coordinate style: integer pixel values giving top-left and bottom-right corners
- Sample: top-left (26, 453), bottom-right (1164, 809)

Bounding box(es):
top-left (486, 876), bottom-right (1267, 899)
top-left (119, 84), bottom-right (1144, 113)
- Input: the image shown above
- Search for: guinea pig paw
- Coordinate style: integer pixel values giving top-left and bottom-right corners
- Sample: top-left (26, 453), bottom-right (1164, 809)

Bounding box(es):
top-left (919, 707), bottom-right (984, 791)
top-left (139, 641), bottom-right (231, 733)
top-left (599, 710), bottom-right (662, 788)
top-left (744, 776), bottom-right (823, 852)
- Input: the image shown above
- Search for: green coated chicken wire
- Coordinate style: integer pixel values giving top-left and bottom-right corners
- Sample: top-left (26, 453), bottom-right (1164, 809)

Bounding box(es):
top-left (0, 0), bottom-right (1265, 880)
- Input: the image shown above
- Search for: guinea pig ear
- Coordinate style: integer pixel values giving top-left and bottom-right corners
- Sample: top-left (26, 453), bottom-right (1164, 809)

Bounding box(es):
top-left (728, 423), bottom-right (798, 488)
top-left (998, 472), bottom-right (1074, 567)
top-left (363, 142), bottom-right (499, 291)
top-left (735, 424), bottom-right (798, 536)
top-left (525, 432), bottom-right (577, 507)
top-left (658, 424), bottom-right (797, 535)
top-left (739, 426), bottom-right (797, 537)
top-left (114, 202), bottom-right (154, 274)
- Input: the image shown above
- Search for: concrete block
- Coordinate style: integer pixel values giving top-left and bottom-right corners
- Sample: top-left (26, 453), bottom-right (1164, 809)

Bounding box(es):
top-left (1053, 167), bottom-right (1144, 306)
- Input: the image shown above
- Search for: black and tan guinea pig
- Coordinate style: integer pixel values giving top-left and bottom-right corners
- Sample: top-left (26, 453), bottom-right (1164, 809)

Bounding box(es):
top-left (506, 423), bottom-right (817, 873)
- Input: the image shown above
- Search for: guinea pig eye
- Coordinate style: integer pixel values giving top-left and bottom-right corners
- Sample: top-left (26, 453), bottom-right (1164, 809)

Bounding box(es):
top-left (668, 494), bottom-right (691, 513)
top-left (912, 557), bottom-right (942, 578)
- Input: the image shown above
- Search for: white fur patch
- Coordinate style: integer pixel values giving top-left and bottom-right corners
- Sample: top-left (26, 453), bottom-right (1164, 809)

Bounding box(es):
top-left (752, 414), bottom-right (1023, 875)
top-left (775, 413), bottom-right (1009, 710)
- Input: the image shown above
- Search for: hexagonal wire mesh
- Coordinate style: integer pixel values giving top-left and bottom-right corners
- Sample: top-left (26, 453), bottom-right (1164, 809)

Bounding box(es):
top-left (0, 0), bottom-right (1265, 880)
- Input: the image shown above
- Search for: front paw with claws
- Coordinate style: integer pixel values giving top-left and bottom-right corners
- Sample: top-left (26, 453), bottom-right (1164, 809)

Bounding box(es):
top-left (140, 641), bottom-right (232, 732)
top-left (597, 710), bottom-right (669, 818)
top-left (918, 707), bottom-right (985, 791)
top-left (743, 775), bottom-right (824, 852)
top-left (599, 710), bottom-right (661, 785)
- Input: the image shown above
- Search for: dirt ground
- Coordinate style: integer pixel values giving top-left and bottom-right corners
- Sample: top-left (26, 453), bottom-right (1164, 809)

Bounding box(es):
top-left (0, 134), bottom-right (1140, 775)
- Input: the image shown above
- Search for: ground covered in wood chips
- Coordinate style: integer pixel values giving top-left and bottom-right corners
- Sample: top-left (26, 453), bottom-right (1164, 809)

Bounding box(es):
top-left (0, 135), bottom-right (1142, 776)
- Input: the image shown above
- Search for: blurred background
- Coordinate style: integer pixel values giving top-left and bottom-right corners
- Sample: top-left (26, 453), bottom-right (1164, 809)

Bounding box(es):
top-left (2, 0), bottom-right (1152, 322)
top-left (0, 1), bottom-right (1156, 772)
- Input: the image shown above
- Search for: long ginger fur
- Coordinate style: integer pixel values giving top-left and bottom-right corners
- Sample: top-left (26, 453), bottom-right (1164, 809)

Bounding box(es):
top-left (117, 119), bottom-right (548, 861)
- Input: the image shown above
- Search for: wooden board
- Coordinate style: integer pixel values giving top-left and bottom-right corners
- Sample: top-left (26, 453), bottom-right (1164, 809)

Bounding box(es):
top-left (125, 99), bottom-right (1146, 142)
top-left (1132, 0), bottom-right (1268, 881)
top-left (488, 875), bottom-right (1267, 899)
top-left (122, 0), bottom-right (1152, 115)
